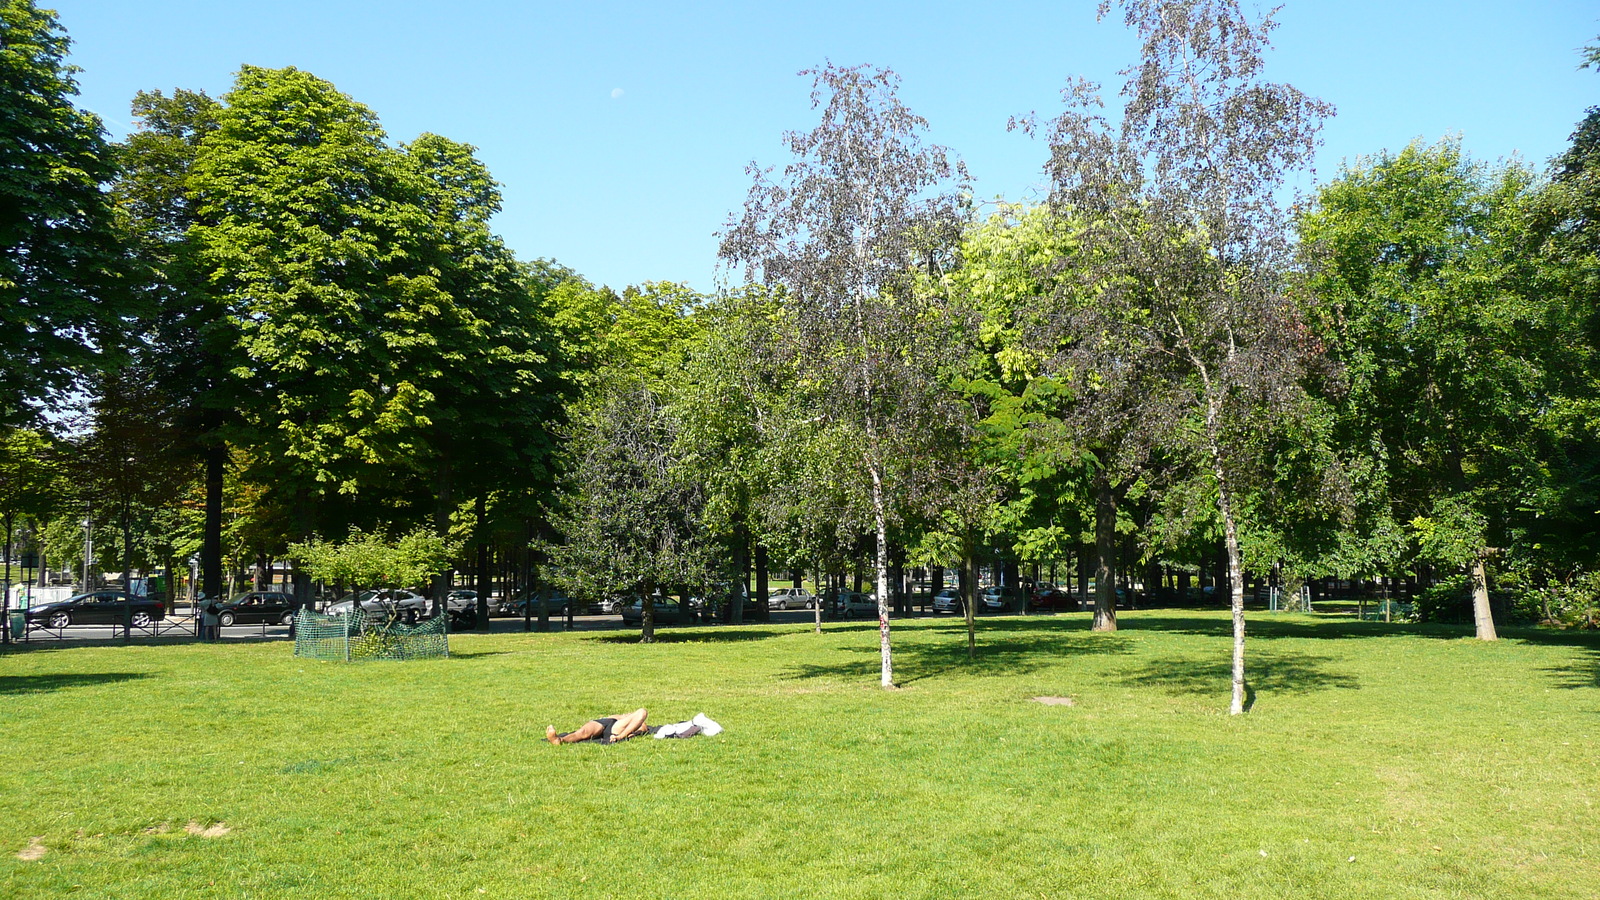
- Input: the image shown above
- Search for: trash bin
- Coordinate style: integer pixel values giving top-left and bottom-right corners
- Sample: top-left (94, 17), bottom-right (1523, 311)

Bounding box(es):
top-left (7, 612), bottom-right (25, 637)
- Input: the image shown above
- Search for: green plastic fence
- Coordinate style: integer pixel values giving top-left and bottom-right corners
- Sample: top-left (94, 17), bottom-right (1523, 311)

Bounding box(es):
top-left (293, 608), bottom-right (449, 661)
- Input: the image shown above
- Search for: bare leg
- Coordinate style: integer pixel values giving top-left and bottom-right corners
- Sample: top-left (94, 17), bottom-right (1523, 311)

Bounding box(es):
top-left (547, 720), bottom-right (605, 745)
top-left (607, 708), bottom-right (649, 742)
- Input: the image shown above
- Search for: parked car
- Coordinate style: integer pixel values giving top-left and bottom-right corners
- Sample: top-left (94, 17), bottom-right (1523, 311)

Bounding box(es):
top-left (497, 590), bottom-right (573, 617)
top-left (833, 590), bottom-right (878, 618)
top-left (210, 591), bottom-right (298, 626)
top-left (1030, 584), bottom-right (1075, 611)
top-left (980, 585), bottom-right (1027, 613)
top-left (25, 591), bottom-right (166, 630)
top-left (620, 598), bottom-right (699, 626)
top-left (766, 587), bottom-right (817, 610)
top-left (326, 589), bottom-right (429, 622)
top-left (931, 587), bottom-right (964, 614)
top-left (445, 590), bottom-right (478, 613)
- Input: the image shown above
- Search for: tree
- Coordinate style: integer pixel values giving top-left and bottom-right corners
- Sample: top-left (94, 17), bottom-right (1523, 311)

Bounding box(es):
top-left (112, 87), bottom-right (228, 601)
top-left (399, 133), bottom-right (569, 621)
top-left (547, 376), bottom-right (708, 643)
top-left (1302, 140), bottom-right (1565, 639)
top-left (290, 527), bottom-right (455, 599)
top-left (1516, 54), bottom-right (1600, 586)
top-left (0, 427), bottom-right (66, 617)
top-left (0, 0), bottom-right (129, 424)
top-left (721, 63), bottom-right (970, 687)
top-left (73, 358), bottom-right (194, 612)
top-left (1027, 0), bottom-right (1334, 712)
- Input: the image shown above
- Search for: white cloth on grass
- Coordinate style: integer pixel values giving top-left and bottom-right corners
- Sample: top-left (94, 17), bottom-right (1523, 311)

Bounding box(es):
top-left (653, 713), bottom-right (723, 738)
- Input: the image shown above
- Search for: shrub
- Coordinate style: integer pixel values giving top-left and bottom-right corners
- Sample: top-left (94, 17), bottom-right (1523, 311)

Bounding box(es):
top-left (1414, 574), bottom-right (1527, 625)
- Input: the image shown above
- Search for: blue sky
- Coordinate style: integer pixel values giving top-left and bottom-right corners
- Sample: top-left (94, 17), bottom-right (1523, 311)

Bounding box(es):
top-left (50, 0), bottom-right (1600, 294)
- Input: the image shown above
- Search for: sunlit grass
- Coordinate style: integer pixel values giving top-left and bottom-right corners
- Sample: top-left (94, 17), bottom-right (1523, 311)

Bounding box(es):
top-left (1, 610), bottom-right (1596, 898)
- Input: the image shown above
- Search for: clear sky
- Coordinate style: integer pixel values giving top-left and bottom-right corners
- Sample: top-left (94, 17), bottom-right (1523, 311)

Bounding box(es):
top-left (48, 0), bottom-right (1600, 295)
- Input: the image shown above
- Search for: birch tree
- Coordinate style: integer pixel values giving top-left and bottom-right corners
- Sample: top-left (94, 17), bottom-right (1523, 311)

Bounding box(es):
top-left (1026, 0), bottom-right (1333, 713)
top-left (720, 63), bottom-right (968, 687)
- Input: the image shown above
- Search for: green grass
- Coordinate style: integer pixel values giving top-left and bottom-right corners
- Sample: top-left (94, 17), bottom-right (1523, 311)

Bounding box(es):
top-left (1, 610), bottom-right (1597, 899)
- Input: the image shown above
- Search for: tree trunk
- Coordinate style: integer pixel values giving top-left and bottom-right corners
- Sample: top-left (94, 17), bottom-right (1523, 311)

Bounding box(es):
top-left (431, 456), bottom-right (453, 618)
top-left (1092, 469), bottom-right (1118, 632)
top-left (1221, 486), bottom-right (1247, 716)
top-left (870, 469), bottom-right (894, 688)
top-left (202, 441), bottom-right (224, 604)
top-left (1078, 543), bottom-right (1091, 611)
top-left (1199, 394), bottom-right (1249, 716)
top-left (641, 587), bottom-right (655, 643)
top-left (475, 494), bottom-right (491, 631)
top-left (754, 543), bottom-right (770, 622)
top-left (963, 534), bottom-right (977, 658)
top-left (812, 561), bottom-right (823, 633)
top-left (289, 486), bottom-right (313, 612)
top-left (730, 523), bottom-right (748, 625)
top-left (1470, 557), bottom-right (1498, 641)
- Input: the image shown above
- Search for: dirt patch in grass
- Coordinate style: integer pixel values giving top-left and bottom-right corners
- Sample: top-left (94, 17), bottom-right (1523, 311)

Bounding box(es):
top-left (1030, 696), bottom-right (1075, 706)
top-left (17, 837), bottom-right (46, 861)
top-left (185, 821), bottom-right (230, 838)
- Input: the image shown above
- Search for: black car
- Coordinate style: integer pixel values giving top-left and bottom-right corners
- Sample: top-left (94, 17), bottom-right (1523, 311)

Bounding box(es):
top-left (26, 591), bottom-right (167, 630)
top-left (210, 591), bottom-right (298, 626)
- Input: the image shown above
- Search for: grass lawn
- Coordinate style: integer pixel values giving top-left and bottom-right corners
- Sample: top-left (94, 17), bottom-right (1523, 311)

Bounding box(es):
top-left (1, 609), bottom-right (1597, 899)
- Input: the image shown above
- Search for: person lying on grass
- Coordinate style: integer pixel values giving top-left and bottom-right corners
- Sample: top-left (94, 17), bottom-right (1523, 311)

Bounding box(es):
top-left (547, 708), bottom-right (652, 745)
top-left (546, 709), bottom-right (722, 745)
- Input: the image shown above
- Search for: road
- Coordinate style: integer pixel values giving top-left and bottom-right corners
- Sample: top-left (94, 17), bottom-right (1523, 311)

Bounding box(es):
top-left (5, 604), bottom-right (969, 644)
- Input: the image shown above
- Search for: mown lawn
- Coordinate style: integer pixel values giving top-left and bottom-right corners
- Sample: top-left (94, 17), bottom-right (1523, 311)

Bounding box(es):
top-left (1, 610), bottom-right (1596, 899)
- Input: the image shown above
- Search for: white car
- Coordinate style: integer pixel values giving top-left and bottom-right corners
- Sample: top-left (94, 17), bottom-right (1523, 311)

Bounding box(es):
top-left (932, 588), bottom-right (963, 614)
top-left (766, 588), bottom-right (816, 610)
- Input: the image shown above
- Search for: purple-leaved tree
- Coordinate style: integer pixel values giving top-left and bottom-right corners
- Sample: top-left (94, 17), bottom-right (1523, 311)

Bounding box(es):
top-left (720, 63), bottom-right (969, 688)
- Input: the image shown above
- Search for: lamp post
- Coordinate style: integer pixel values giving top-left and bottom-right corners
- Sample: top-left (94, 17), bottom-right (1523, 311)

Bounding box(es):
top-left (81, 510), bottom-right (93, 592)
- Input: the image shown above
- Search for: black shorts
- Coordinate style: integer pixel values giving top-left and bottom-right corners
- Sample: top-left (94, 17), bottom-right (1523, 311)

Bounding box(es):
top-left (594, 717), bottom-right (618, 743)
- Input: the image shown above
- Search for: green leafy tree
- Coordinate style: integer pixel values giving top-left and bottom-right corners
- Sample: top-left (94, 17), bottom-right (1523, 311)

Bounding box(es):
top-left (547, 377), bottom-right (709, 642)
top-left (399, 133), bottom-right (569, 621)
top-left (1300, 140), bottom-right (1551, 640)
top-left (0, 0), bottom-right (129, 424)
top-left (1517, 57), bottom-right (1600, 585)
top-left (0, 427), bottom-right (67, 599)
top-left (290, 527), bottom-right (456, 597)
top-left (112, 87), bottom-right (228, 600)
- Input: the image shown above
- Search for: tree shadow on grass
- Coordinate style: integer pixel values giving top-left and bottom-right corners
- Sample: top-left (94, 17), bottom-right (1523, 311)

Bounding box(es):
top-left (780, 628), bottom-right (1136, 685)
top-left (1539, 642), bottom-right (1600, 692)
top-left (587, 626), bottom-right (790, 645)
top-left (1118, 650), bottom-right (1359, 704)
top-left (446, 647), bottom-right (515, 659)
top-left (0, 672), bottom-right (149, 695)
top-left (1122, 610), bottom-right (1600, 652)
top-left (1120, 612), bottom-right (1474, 642)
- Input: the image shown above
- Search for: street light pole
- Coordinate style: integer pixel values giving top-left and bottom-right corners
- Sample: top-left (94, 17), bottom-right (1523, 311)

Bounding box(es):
top-left (81, 502), bottom-right (93, 591)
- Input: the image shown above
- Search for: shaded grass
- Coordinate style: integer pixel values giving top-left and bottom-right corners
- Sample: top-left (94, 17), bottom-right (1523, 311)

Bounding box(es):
top-left (1, 610), bottom-right (1597, 898)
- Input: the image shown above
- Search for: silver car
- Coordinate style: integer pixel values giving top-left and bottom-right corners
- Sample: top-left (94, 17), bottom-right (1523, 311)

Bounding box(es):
top-left (833, 591), bottom-right (878, 618)
top-left (326, 589), bottom-right (429, 622)
top-left (766, 588), bottom-right (817, 610)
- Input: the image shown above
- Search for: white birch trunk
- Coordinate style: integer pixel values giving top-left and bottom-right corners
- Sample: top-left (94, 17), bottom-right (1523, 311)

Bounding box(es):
top-left (1201, 394), bottom-right (1249, 716)
top-left (871, 470), bottom-right (894, 688)
top-left (1222, 490), bottom-right (1247, 716)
